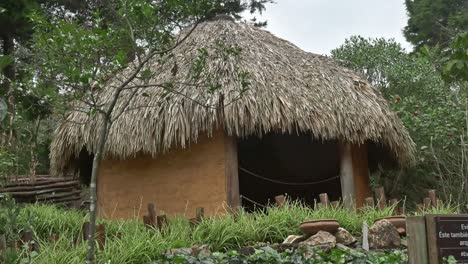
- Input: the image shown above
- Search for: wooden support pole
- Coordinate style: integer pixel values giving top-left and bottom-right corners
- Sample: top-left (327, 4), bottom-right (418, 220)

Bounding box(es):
top-left (351, 144), bottom-right (371, 208)
top-left (340, 143), bottom-right (355, 209)
top-left (319, 193), bottom-right (329, 207)
top-left (407, 216), bottom-right (428, 264)
top-left (374, 186), bottom-right (386, 210)
top-left (364, 197), bottom-right (375, 207)
top-left (428, 190), bottom-right (436, 208)
top-left (275, 195), bottom-right (286, 207)
top-left (225, 135), bottom-right (240, 211)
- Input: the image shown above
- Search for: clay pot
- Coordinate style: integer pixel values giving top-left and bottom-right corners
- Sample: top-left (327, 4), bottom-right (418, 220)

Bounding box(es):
top-left (374, 216), bottom-right (406, 235)
top-left (300, 219), bottom-right (340, 235)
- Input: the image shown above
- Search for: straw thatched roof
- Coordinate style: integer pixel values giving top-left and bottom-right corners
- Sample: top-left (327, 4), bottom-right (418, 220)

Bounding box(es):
top-left (50, 18), bottom-right (415, 175)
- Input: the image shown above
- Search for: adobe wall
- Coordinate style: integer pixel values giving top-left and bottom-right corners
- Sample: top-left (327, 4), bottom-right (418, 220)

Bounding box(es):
top-left (97, 130), bottom-right (227, 219)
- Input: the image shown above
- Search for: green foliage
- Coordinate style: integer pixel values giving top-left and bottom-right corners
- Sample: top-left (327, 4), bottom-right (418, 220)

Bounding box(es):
top-left (159, 246), bottom-right (408, 264)
top-left (442, 32), bottom-right (468, 82)
top-left (404, 0), bottom-right (468, 49)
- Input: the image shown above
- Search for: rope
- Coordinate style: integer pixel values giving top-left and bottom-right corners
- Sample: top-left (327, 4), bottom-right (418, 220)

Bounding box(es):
top-left (239, 167), bottom-right (340, 186)
top-left (239, 195), bottom-right (267, 208)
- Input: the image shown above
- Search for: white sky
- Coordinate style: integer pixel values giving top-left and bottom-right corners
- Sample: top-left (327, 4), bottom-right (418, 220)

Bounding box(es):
top-left (252, 0), bottom-right (412, 55)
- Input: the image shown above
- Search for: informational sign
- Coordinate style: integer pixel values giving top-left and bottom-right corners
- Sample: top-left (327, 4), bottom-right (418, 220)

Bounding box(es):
top-left (426, 215), bottom-right (468, 264)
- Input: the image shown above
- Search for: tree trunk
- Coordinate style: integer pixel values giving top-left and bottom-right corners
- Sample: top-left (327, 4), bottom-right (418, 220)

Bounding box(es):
top-left (85, 114), bottom-right (110, 264)
top-left (29, 118), bottom-right (42, 182)
top-left (1, 35), bottom-right (16, 146)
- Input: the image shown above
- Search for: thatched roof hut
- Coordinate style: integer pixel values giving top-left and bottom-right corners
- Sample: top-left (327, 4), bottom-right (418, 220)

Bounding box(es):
top-left (50, 17), bottom-right (414, 218)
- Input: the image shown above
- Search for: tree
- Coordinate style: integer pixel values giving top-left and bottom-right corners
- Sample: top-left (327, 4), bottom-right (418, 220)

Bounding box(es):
top-left (404, 0), bottom-right (468, 49)
top-left (29, 1), bottom-right (267, 262)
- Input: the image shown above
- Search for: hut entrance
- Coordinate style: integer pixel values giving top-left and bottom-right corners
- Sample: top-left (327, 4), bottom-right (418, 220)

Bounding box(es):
top-left (237, 133), bottom-right (341, 211)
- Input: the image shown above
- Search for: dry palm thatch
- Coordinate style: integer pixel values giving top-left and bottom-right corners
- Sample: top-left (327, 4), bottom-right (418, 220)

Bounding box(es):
top-left (50, 18), bottom-right (415, 175)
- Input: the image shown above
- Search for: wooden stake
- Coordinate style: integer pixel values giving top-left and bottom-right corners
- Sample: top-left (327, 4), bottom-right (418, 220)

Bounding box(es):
top-left (428, 190), bottom-right (436, 208)
top-left (364, 197), bottom-right (375, 207)
top-left (157, 215), bottom-right (168, 232)
top-left (319, 193), bottom-right (329, 207)
top-left (423, 197), bottom-right (431, 210)
top-left (416, 204), bottom-right (424, 213)
top-left (96, 224), bottom-right (105, 250)
top-left (48, 234), bottom-right (59, 243)
top-left (143, 215), bottom-right (152, 228)
top-left (274, 195), bottom-right (286, 207)
top-left (147, 203), bottom-right (156, 227)
top-left (195, 207), bottom-right (204, 223)
top-left (389, 199), bottom-right (399, 215)
top-left (330, 201), bottom-right (339, 208)
top-left (374, 186), bottom-right (386, 210)
top-left (82, 222), bottom-right (90, 242)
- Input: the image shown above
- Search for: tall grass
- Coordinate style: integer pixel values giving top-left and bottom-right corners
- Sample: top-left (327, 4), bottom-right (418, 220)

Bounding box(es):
top-left (2, 200), bottom-right (458, 264)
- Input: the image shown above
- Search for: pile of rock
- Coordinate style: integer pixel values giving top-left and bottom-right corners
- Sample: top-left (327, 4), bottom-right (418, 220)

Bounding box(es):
top-left (282, 218), bottom-right (405, 251)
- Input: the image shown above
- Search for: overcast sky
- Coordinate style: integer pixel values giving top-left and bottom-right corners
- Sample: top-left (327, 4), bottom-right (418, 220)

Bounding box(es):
top-left (252, 0), bottom-right (412, 55)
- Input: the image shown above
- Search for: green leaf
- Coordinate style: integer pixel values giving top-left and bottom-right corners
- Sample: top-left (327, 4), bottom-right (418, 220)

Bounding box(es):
top-left (0, 55), bottom-right (14, 72)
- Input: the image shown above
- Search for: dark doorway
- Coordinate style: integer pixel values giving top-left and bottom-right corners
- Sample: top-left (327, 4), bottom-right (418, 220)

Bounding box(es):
top-left (238, 133), bottom-right (341, 211)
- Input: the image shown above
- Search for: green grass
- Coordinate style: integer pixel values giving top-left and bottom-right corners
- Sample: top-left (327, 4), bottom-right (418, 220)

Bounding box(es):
top-left (1, 200), bottom-right (459, 264)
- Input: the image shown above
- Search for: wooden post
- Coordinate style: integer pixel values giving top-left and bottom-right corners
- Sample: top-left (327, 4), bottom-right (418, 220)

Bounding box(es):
top-left (428, 190), bottom-right (436, 207)
top-left (96, 224), bottom-right (105, 250)
top-left (195, 207), bottom-right (204, 223)
top-left (19, 230), bottom-right (34, 252)
top-left (319, 193), bottom-right (329, 207)
top-left (82, 222), bottom-right (90, 242)
top-left (49, 234), bottom-right (59, 243)
top-left (274, 195), bottom-right (286, 207)
top-left (157, 215), bottom-right (168, 231)
top-left (389, 198), bottom-right (400, 215)
top-left (340, 143), bottom-right (355, 209)
top-left (374, 186), bottom-right (386, 210)
top-left (351, 144), bottom-right (371, 208)
top-left (423, 197), bottom-right (431, 210)
top-left (147, 203), bottom-right (156, 227)
top-left (407, 216), bottom-right (428, 264)
top-left (416, 204), bottom-right (424, 213)
top-left (143, 215), bottom-right (152, 228)
top-left (225, 135), bottom-right (240, 211)
top-left (364, 197), bottom-right (375, 207)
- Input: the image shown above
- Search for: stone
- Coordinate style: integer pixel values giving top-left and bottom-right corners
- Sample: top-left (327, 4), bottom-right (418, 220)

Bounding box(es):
top-left (334, 227), bottom-right (356, 246)
top-left (282, 235), bottom-right (308, 244)
top-left (368, 219), bottom-right (401, 249)
top-left (299, 230), bottom-right (336, 251)
top-left (238, 246), bottom-right (255, 256)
